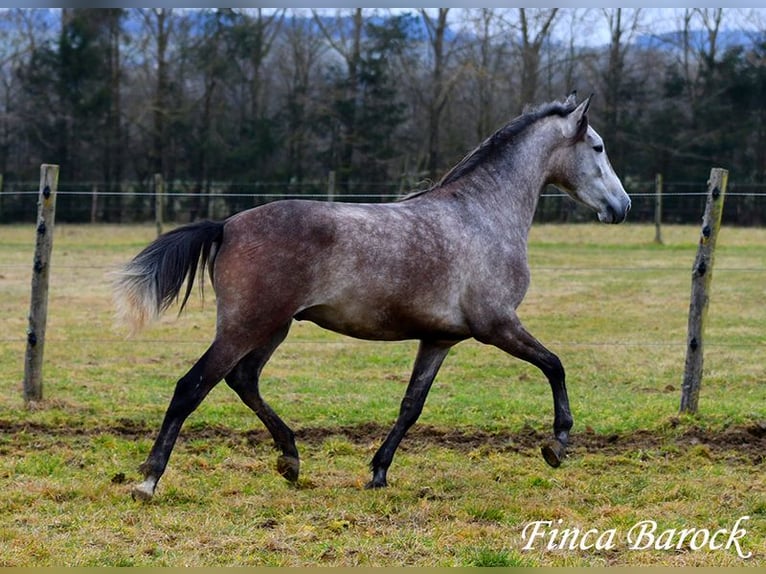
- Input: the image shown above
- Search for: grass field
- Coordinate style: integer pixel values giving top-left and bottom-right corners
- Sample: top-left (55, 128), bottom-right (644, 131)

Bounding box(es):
top-left (0, 221), bottom-right (764, 566)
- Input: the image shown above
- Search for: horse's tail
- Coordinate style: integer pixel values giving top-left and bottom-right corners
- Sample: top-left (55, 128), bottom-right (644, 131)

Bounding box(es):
top-left (113, 220), bottom-right (225, 334)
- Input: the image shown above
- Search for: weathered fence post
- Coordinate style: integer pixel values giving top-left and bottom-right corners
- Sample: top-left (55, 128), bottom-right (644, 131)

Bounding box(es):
top-left (680, 167), bottom-right (728, 414)
top-left (90, 183), bottom-right (98, 223)
top-left (327, 170), bottom-right (336, 202)
top-left (23, 164), bottom-right (59, 404)
top-left (654, 173), bottom-right (663, 245)
top-left (154, 173), bottom-right (164, 236)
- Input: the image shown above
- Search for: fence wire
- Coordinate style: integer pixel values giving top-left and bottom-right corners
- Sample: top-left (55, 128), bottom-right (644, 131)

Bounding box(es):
top-left (0, 261), bottom-right (762, 348)
top-left (4, 189), bottom-right (766, 198)
top-left (2, 181), bottom-right (766, 226)
top-left (2, 185), bottom-right (763, 350)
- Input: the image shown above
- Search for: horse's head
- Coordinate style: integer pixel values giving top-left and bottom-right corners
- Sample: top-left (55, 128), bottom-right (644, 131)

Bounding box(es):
top-left (549, 94), bottom-right (631, 224)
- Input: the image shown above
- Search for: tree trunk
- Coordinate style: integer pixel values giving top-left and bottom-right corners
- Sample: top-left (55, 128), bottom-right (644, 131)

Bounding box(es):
top-left (422, 8), bottom-right (450, 180)
top-left (149, 8), bottom-right (172, 177)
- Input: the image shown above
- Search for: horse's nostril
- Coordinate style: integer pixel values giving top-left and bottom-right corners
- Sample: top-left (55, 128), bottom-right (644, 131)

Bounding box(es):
top-left (604, 201), bottom-right (629, 224)
top-left (607, 197), bottom-right (631, 224)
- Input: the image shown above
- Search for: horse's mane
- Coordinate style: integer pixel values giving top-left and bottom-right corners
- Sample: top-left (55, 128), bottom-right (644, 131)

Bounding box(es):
top-left (401, 98), bottom-right (577, 201)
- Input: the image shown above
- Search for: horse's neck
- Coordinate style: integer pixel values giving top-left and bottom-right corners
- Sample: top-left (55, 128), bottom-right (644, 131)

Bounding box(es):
top-left (453, 151), bottom-right (549, 237)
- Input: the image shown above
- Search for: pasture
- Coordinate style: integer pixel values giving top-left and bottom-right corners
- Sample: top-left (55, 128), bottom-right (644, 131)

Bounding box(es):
top-left (0, 222), bottom-right (764, 566)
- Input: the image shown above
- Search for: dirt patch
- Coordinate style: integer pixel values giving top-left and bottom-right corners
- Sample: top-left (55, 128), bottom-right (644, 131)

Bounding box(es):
top-left (1, 418), bottom-right (764, 465)
top-left (289, 421), bottom-right (766, 465)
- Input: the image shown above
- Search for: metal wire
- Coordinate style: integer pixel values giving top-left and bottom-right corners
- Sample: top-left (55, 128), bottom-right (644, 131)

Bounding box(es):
top-left (4, 189), bottom-right (766, 198)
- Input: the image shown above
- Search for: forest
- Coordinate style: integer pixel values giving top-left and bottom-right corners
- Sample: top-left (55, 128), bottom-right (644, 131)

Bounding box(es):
top-left (0, 8), bottom-right (764, 224)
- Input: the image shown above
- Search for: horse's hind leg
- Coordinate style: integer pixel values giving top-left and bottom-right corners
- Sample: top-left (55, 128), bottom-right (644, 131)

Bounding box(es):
top-left (132, 340), bottom-right (243, 500)
top-left (477, 314), bottom-right (573, 467)
top-left (367, 340), bottom-right (453, 489)
top-left (224, 323), bottom-right (300, 483)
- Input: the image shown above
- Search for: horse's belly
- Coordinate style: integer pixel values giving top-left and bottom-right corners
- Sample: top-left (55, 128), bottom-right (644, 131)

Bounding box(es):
top-left (294, 301), bottom-right (469, 342)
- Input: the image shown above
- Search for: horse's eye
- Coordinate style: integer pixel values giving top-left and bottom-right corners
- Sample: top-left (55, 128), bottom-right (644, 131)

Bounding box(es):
top-left (593, 145), bottom-right (604, 153)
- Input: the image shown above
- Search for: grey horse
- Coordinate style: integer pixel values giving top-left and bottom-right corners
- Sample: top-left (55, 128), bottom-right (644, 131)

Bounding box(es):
top-left (114, 92), bottom-right (631, 500)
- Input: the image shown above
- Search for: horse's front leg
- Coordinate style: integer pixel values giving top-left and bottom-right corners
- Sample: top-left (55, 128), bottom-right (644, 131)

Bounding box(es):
top-left (367, 340), bottom-right (453, 488)
top-left (475, 314), bottom-right (573, 467)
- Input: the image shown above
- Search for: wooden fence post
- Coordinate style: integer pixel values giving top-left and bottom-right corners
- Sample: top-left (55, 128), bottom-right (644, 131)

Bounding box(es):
top-left (680, 167), bottom-right (728, 414)
top-left (327, 170), bottom-right (336, 202)
top-left (654, 173), bottom-right (663, 245)
top-left (23, 164), bottom-right (59, 404)
top-left (154, 173), bottom-right (164, 236)
top-left (90, 183), bottom-right (98, 223)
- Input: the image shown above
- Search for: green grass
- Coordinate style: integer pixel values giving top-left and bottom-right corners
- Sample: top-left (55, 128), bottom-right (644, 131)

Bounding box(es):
top-left (0, 222), bottom-right (764, 566)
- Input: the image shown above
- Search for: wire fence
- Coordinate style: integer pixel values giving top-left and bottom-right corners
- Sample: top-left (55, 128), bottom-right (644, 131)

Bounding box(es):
top-left (1, 180), bottom-right (763, 353)
top-left (0, 254), bottom-right (762, 349)
top-left (1, 178), bottom-right (766, 225)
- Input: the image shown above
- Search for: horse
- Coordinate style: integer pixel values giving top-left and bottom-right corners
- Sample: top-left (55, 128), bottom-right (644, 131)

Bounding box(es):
top-left (114, 93), bottom-right (631, 500)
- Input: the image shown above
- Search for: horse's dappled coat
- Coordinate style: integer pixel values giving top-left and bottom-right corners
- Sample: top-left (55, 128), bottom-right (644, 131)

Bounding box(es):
top-left (114, 93), bottom-right (631, 500)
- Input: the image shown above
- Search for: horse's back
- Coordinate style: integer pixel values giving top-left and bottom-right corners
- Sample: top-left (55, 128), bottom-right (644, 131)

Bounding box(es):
top-left (223, 198), bottom-right (458, 274)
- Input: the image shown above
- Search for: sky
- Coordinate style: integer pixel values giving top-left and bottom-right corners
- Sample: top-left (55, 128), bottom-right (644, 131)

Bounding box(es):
top-left (4, 2), bottom-right (766, 9)
top-left (1, 5), bottom-right (763, 49)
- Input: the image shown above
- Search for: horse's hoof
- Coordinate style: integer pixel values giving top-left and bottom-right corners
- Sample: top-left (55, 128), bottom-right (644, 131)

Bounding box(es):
top-left (364, 478), bottom-right (387, 489)
top-left (131, 481), bottom-right (155, 501)
top-left (541, 440), bottom-right (566, 468)
top-left (276, 455), bottom-right (300, 483)
top-left (365, 468), bottom-right (388, 489)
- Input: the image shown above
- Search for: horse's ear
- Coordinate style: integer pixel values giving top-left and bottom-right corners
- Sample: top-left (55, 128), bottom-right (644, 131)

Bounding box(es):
top-left (572, 93), bottom-right (592, 118)
top-left (569, 93), bottom-right (592, 141)
top-left (564, 90), bottom-right (577, 107)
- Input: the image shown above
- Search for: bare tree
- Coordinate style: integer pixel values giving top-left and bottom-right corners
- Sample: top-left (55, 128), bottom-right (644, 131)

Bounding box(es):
top-left (137, 8), bottom-right (175, 176)
top-left (419, 8), bottom-right (463, 179)
top-left (238, 8), bottom-right (285, 128)
top-left (277, 10), bottom-right (327, 183)
top-left (696, 8), bottom-right (724, 67)
top-left (601, 9), bottom-right (644, 136)
top-left (0, 9), bottom-right (48, 177)
top-left (510, 8), bottom-right (561, 107)
top-left (312, 8), bottom-right (364, 191)
top-left (555, 9), bottom-right (598, 96)
top-left (660, 8), bottom-right (725, 108)
top-left (104, 10), bottom-right (124, 192)
top-left (189, 8), bottom-right (228, 220)
top-left (461, 8), bottom-right (509, 141)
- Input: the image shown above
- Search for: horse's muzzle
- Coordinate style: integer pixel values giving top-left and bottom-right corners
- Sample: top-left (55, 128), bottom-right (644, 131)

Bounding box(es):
top-left (601, 197), bottom-right (631, 224)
